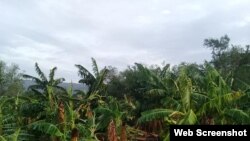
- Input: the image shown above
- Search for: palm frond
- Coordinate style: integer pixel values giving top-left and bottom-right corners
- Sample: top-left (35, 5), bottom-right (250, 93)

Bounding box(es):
top-left (138, 109), bottom-right (183, 123)
top-left (135, 63), bottom-right (167, 92)
top-left (198, 92), bottom-right (242, 116)
top-left (224, 108), bottom-right (249, 124)
top-left (192, 92), bottom-right (210, 106)
top-left (93, 68), bottom-right (108, 91)
top-left (30, 121), bottom-right (63, 137)
top-left (22, 74), bottom-right (43, 85)
top-left (192, 92), bottom-right (209, 101)
top-left (91, 58), bottom-right (99, 78)
top-left (35, 63), bottom-right (48, 82)
top-left (146, 89), bottom-right (167, 96)
top-left (53, 78), bottom-right (65, 86)
top-left (75, 64), bottom-right (95, 85)
top-left (28, 85), bottom-right (44, 90)
top-left (49, 67), bottom-right (57, 83)
top-left (75, 64), bottom-right (94, 79)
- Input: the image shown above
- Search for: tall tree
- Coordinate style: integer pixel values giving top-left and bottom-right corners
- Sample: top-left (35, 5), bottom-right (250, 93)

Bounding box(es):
top-left (0, 60), bottom-right (24, 96)
top-left (204, 35), bottom-right (250, 90)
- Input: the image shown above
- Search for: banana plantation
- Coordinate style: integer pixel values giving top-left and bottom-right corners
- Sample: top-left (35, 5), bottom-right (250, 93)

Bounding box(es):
top-left (0, 36), bottom-right (249, 141)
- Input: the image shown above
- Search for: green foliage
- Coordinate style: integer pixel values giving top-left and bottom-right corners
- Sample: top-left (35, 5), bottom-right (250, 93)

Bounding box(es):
top-left (138, 109), bottom-right (182, 123)
top-left (75, 58), bottom-right (108, 97)
top-left (0, 61), bottom-right (24, 96)
top-left (0, 35), bottom-right (249, 140)
top-left (0, 128), bottom-right (21, 141)
top-left (179, 110), bottom-right (197, 125)
top-left (30, 121), bottom-right (63, 137)
top-left (204, 35), bottom-right (250, 90)
top-left (223, 109), bottom-right (249, 124)
top-left (22, 63), bottom-right (65, 95)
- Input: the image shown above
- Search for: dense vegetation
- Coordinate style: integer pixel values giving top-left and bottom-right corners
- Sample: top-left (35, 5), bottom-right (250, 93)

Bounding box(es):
top-left (0, 35), bottom-right (249, 141)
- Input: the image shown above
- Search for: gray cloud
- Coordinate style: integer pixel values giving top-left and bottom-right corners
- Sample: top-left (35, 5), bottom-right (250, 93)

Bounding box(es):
top-left (0, 0), bottom-right (250, 82)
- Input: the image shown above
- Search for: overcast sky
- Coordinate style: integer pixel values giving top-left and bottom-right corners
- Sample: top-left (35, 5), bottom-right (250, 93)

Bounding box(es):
top-left (1, 0), bottom-right (250, 82)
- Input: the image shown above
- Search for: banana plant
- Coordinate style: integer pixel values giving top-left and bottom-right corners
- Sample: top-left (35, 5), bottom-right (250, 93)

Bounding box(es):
top-left (22, 63), bottom-right (66, 99)
top-left (75, 58), bottom-right (108, 97)
top-left (194, 64), bottom-right (248, 124)
top-left (138, 66), bottom-right (197, 125)
top-left (0, 94), bottom-right (37, 141)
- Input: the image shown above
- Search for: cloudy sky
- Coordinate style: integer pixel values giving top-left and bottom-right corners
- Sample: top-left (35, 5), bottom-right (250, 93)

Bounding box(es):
top-left (1, 0), bottom-right (250, 82)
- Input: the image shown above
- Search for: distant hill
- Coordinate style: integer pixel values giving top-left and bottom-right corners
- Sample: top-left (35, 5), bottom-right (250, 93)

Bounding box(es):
top-left (22, 80), bottom-right (87, 92)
